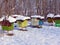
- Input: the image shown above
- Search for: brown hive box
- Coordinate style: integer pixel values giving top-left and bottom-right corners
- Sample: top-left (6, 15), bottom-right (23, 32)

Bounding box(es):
top-left (47, 13), bottom-right (54, 23)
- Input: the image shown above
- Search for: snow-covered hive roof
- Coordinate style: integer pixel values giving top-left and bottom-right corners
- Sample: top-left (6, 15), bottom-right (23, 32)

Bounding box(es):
top-left (47, 13), bottom-right (54, 18)
top-left (16, 16), bottom-right (30, 20)
top-left (40, 16), bottom-right (44, 19)
top-left (31, 15), bottom-right (44, 19)
top-left (25, 16), bottom-right (30, 19)
top-left (7, 16), bottom-right (16, 23)
top-left (11, 15), bottom-right (20, 17)
top-left (31, 15), bottom-right (41, 18)
top-left (11, 15), bottom-right (24, 18)
top-left (54, 14), bottom-right (60, 17)
top-left (0, 16), bottom-right (5, 21)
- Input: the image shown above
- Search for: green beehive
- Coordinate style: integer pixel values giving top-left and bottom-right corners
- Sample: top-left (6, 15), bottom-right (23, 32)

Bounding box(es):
top-left (2, 23), bottom-right (14, 31)
top-left (2, 16), bottom-right (16, 30)
top-left (1, 16), bottom-right (16, 36)
top-left (54, 15), bottom-right (60, 27)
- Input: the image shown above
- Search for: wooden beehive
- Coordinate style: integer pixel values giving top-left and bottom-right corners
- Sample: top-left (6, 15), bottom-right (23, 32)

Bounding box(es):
top-left (54, 14), bottom-right (60, 27)
top-left (47, 13), bottom-right (54, 23)
top-left (1, 16), bottom-right (16, 31)
top-left (39, 16), bottom-right (44, 25)
top-left (16, 15), bottom-right (30, 28)
top-left (31, 15), bottom-right (41, 27)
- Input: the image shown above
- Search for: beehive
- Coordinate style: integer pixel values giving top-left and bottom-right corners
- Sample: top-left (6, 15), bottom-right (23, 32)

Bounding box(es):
top-left (47, 13), bottom-right (54, 23)
top-left (39, 16), bottom-right (44, 25)
top-left (16, 16), bottom-right (30, 28)
top-left (47, 13), bottom-right (54, 26)
top-left (31, 15), bottom-right (40, 27)
top-left (54, 14), bottom-right (60, 27)
top-left (2, 16), bottom-right (16, 31)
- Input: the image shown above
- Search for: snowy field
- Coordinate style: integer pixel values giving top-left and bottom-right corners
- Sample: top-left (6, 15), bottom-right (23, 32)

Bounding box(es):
top-left (0, 25), bottom-right (60, 45)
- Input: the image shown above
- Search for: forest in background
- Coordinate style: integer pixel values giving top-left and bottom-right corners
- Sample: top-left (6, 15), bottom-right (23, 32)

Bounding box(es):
top-left (0, 0), bottom-right (60, 17)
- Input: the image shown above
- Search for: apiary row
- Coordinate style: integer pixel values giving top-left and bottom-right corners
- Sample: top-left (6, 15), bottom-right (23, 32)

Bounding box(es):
top-left (0, 14), bottom-right (60, 36)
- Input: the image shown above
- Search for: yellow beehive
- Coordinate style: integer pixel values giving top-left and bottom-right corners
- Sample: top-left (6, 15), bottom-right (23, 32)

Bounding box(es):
top-left (16, 16), bottom-right (30, 28)
top-left (17, 20), bottom-right (27, 28)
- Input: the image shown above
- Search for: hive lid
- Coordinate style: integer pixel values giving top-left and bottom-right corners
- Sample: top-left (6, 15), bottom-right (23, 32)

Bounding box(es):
top-left (11, 15), bottom-right (24, 17)
top-left (11, 15), bottom-right (19, 17)
top-left (7, 16), bottom-right (16, 23)
top-left (31, 15), bottom-right (41, 18)
top-left (40, 16), bottom-right (44, 19)
top-left (16, 16), bottom-right (30, 20)
top-left (47, 13), bottom-right (54, 18)
top-left (24, 16), bottom-right (30, 19)
top-left (54, 14), bottom-right (60, 17)
top-left (31, 15), bottom-right (44, 19)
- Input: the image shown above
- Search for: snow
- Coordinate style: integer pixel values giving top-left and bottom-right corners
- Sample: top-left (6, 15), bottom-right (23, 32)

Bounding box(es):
top-left (11, 15), bottom-right (30, 21)
top-left (47, 13), bottom-right (54, 18)
top-left (16, 16), bottom-right (25, 20)
top-left (31, 15), bottom-right (44, 19)
top-left (16, 16), bottom-right (30, 20)
top-left (0, 24), bottom-right (60, 45)
top-left (11, 15), bottom-right (20, 17)
top-left (40, 16), bottom-right (44, 19)
top-left (12, 15), bottom-right (23, 17)
top-left (54, 14), bottom-right (60, 17)
top-left (11, 15), bottom-right (24, 18)
top-left (7, 16), bottom-right (16, 23)
top-left (0, 16), bottom-right (5, 21)
top-left (25, 17), bottom-right (30, 19)
top-left (31, 15), bottom-right (41, 18)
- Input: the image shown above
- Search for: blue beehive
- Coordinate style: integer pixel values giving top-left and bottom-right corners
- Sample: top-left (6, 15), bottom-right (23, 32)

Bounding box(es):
top-left (39, 16), bottom-right (44, 25)
top-left (39, 20), bottom-right (43, 25)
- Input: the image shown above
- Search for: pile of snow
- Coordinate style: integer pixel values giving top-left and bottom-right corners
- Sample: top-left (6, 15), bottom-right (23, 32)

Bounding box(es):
top-left (47, 13), bottom-right (54, 18)
top-left (31, 15), bottom-right (44, 19)
top-left (54, 14), bottom-right (60, 17)
top-left (7, 16), bottom-right (16, 23)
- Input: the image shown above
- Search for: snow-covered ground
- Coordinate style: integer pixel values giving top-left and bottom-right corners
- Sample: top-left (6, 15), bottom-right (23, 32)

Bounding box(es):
top-left (0, 25), bottom-right (60, 45)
